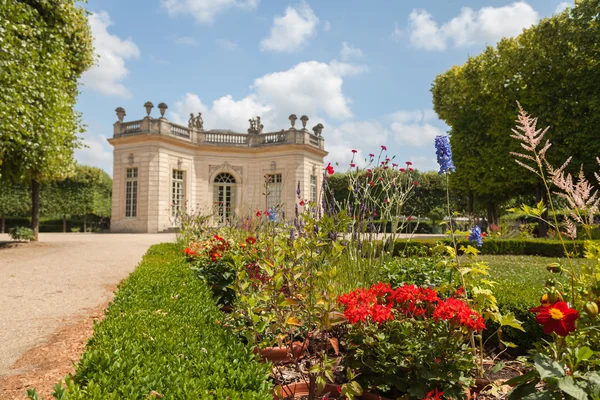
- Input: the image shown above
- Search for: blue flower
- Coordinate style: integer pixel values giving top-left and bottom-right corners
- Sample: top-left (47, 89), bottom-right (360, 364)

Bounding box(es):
top-left (268, 208), bottom-right (277, 222)
top-left (468, 225), bottom-right (483, 247)
top-left (434, 135), bottom-right (456, 175)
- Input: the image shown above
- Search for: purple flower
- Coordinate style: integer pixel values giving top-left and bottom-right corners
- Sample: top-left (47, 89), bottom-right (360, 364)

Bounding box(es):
top-left (434, 135), bottom-right (456, 175)
top-left (468, 225), bottom-right (483, 247)
top-left (296, 181), bottom-right (301, 199)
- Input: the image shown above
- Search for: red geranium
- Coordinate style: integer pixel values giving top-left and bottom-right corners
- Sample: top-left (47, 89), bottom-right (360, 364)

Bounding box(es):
top-left (533, 301), bottom-right (579, 336)
top-left (183, 247), bottom-right (198, 257)
top-left (422, 388), bottom-right (444, 400)
top-left (245, 236), bottom-right (257, 245)
top-left (433, 298), bottom-right (486, 331)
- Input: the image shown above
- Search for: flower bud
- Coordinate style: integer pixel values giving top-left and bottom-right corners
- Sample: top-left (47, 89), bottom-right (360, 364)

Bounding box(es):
top-left (545, 279), bottom-right (556, 288)
top-left (546, 289), bottom-right (562, 304)
top-left (584, 301), bottom-right (599, 319)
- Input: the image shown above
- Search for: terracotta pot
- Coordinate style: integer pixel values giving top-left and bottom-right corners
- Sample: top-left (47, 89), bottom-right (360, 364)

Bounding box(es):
top-left (255, 341), bottom-right (307, 364)
top-left (274, 382), bottom-right (340, 399)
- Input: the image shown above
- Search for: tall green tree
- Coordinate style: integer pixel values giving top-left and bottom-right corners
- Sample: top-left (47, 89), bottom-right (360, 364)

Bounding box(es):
top-left (432, 0), bottom-right (600, 230)
top-left (0, 0), bottom-right (94, 240)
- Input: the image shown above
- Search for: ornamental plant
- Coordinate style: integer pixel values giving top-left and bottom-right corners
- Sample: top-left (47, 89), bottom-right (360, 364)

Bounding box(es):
top-left (339, 282), bottom-right (483, 398)
top-left (506, 105), bottom-right (600, 398)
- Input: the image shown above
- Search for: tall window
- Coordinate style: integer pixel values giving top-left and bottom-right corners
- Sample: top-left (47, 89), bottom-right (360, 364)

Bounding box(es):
top-left (172, 170), bottom-right (185, 217)
top-left (266, 173), bottom-right (282, 208)
top-left (125, 167), bottom-right (138, 218)
top-left (213, 173), bottom-right (236, 223)
top-left (310, 175), bottom-right (317, 203)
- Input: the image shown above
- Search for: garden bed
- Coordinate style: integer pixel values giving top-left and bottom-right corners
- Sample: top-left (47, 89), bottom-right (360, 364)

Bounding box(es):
top-left (32, 243), bottom-right (271, 399)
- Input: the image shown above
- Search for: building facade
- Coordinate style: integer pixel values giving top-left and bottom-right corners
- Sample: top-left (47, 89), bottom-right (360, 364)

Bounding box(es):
top-left (108, 102), bottom-right (327, 233)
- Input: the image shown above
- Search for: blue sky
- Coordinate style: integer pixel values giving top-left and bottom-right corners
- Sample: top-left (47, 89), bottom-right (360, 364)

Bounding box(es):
top-left (75, 0), bottom-right (572, 176)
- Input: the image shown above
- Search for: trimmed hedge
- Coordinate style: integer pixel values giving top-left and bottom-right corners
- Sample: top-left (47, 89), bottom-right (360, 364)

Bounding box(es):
top-left (393, 238), bottom-right (590, 258)
top-left (39, 243), bottom-right (271, 399)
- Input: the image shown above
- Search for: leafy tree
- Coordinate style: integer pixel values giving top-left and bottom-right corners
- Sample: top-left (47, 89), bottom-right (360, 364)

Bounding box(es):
top-left (431, 0), bottom-right (600, 231)
top-left (0, 1), bottom-right (94, 240)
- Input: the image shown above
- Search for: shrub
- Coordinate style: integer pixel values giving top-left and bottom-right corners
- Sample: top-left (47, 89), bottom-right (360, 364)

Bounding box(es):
top-left (31, 243), bottom-right (271, 399)
top-left (9, 226), bottom-right (35, 241)
top-left (393, 238), bottom-right (590, 258)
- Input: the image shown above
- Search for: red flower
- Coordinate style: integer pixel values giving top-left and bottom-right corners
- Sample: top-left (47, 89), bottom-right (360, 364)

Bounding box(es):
top-left (406, 161), bottom-right (412, 166)
top-left (299, 199), bottom-right (306, 206)
top-left (433, 298), bottom-right (485, 331)
top-left (381, 145), bottom-right (387, 150)
top-left (408, 167), bottom-right (414, 172)
top-left (392, 163), bottom-right (398, 167)
top-left (399, 168), bottom-right (406, 172)
top-left (350, 163), bottom-right (356, 168)
top-left (183, 248), bottom-right (198, 257)
top-left (352, 149), bottom-right (357, 153)
top-left (256, 210), bottom-right (261, 217)
top-left (533, 301), bottom-right (579, 336)
top-left (265, 210), bottom-right (271, 216)
top-left (413, 181), bottom-right (419, 186)
top-left (369, 153), bottom-right (375, 157)
top-left (245, 237), bottom-right (257, 245)
top-left (423, 388), bottom-right (444, 400)
top-left (326, 163), bottom-right (335, 175)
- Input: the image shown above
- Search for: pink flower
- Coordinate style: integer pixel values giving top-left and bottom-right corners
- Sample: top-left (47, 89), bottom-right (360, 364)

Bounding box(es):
top-left (326, 163), bottom-right (335, 175)
top-left (406, 161), bottom-right (412, 166)
top-left (352, 149), bottom-right (357, 153)
top-left (381, 145), bottom-right (387, 151)
top-left (369, 153), bottom-right (375, 158)
top-left (399, 168), bottom-right (406, 172)
top-left (299, 199), bottom-right (306, 206)
top-left (350, 163), bottom-right (356, 168)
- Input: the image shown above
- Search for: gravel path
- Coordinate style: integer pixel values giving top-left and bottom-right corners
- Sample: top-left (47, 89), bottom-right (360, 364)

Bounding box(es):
top-left (0, 233), bottom-right (175, 377)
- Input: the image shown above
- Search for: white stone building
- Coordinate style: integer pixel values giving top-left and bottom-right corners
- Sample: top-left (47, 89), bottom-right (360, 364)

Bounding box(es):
top-left (108, 102), bottom-right (327, 233)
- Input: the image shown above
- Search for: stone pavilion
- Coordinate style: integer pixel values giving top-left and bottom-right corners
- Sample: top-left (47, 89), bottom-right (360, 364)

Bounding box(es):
top-left (108, 102), bottom-right (327, 233)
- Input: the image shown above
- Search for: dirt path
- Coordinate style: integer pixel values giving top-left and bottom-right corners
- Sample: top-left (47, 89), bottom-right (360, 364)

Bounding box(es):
top-left (0, 233), bottom-right (176, 399)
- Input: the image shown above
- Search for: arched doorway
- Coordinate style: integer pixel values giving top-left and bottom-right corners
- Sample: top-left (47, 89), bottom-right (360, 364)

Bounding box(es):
top-left (213, 173), bottom-right (236, 223)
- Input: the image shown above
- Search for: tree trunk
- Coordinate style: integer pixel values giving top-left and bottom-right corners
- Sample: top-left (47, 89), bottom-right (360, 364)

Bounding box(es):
top-left (63, 215), bottom-right (67, 233)
top-left (83, 214), bottom-right (87, 233)
top-left (1, 211), bottom-right (5, 233)
top-left (487, 201), bottom-right (499, 227)
top-left (31, 179), bottom-right (40, 241)
top-left (468, 191), bottom-right (474, 214)
top-left (536, 184), bottom-right (548, 238)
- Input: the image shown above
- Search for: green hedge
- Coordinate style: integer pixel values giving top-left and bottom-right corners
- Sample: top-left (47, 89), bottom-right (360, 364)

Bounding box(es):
top-left (393, 238), bottom-right (590, 258)
top-left (36, 243), bottom-right (271, 399)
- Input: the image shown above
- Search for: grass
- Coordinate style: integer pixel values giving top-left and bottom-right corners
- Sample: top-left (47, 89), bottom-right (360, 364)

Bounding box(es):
top-left (470, 255), bottom-right (593, 350)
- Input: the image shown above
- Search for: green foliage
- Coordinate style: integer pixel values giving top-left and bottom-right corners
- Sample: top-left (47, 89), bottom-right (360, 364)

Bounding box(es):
top-left (0, 184), bottom-right (30, 216)
top-left (432, 0), bottom-right (600, 217)
top-left (0, 0), bottom-right (94, 183)
top-left (34, 243), bottom-right (271, 399)
top-left (379, 256), bottom-right (454, 289)
top-left (8, 226), bottom-right (35, 241)
top-left (393, 238), bottom-right (590, 258)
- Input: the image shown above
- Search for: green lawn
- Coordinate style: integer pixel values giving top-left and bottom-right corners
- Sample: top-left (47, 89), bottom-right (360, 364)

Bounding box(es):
top-left (468, 255), bottom-right (594, 350)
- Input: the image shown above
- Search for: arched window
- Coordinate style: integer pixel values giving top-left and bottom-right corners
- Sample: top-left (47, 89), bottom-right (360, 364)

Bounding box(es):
top-left (213, 173), bottom-right (236, 223)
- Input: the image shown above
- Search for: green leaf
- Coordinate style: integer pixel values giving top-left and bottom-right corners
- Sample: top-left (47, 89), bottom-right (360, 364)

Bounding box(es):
top-left (557, 376), bottom-right (588, 400)
top-left (499, 312), bottom-right (525, 332)
top-left (534, 353), bottom-right (565, 380)
top-left (490, 361), bottom-right (506, 374)
top-left (576, 347), bottom-right (595, 363)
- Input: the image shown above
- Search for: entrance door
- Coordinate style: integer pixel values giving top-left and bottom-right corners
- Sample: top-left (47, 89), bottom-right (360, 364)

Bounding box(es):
top-left (213, 173), bottom-right (236, 223)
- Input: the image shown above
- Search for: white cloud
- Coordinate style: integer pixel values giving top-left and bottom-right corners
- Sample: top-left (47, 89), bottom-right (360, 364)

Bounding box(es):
top-left (407, 2), bottom-right (539, 51)
top-left (389, 109), bottom-right (444, 147)
top-left (160, 0), bottom-right (258, 24)
top-left (175, 36), bottom-right (198, 46)
top-left (555, 2), bottom-right (571, 13)
top-left (169, 59), bottom-right (366, 134)
top-left (216, 38), bottom-right (239, 51)
top-left (82, 11), bottom-right (140, 98)
top-left (75, 133), bottom-right (113, 175)
top-left (260, 1), bottom-right (318, 52)
top-left (340, 42), bottom-right (363, 61)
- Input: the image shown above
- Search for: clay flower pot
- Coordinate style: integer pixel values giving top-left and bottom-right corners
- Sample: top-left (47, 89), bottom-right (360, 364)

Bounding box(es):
top-left (274, 382), bottom-right (340, 399)
top-left (255, 341), bottom-right (307, 364)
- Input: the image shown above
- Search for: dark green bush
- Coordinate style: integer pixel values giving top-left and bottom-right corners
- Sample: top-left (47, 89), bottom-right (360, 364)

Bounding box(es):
top-left (34, 243), bottom-right (271, 399)
top-left (393, 238), bottom-right (590, 258)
